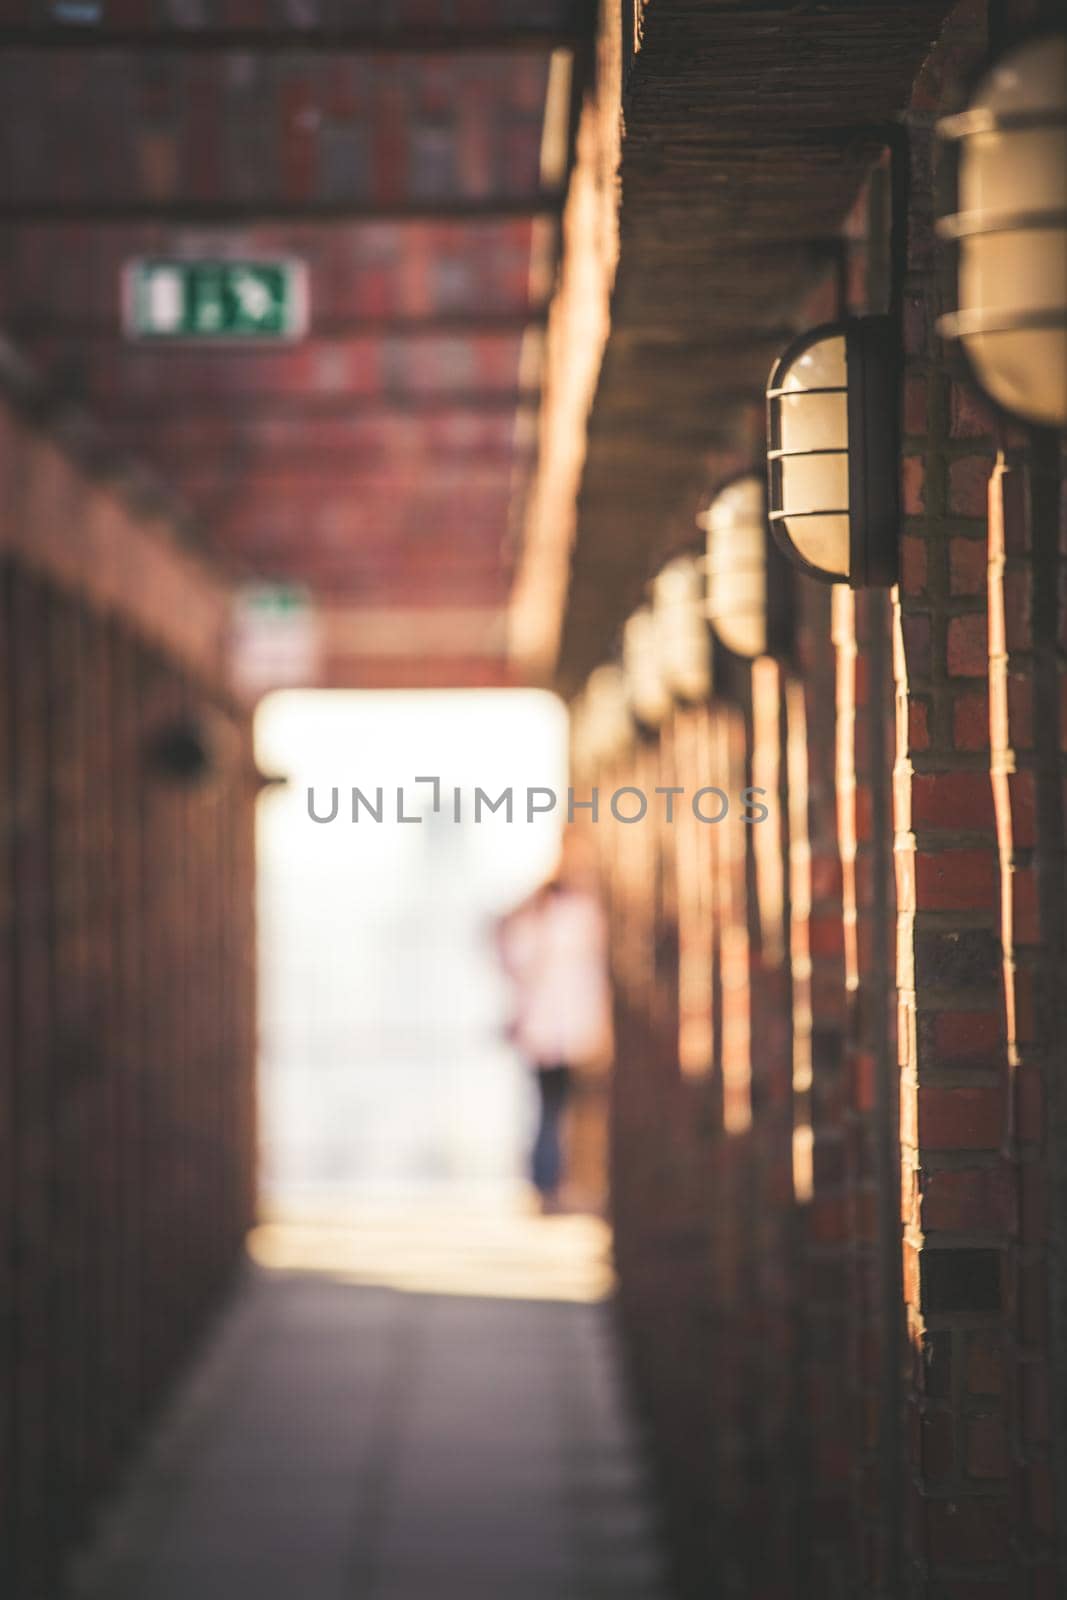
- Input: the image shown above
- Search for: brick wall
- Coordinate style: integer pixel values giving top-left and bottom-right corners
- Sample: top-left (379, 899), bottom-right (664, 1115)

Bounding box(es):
top-left (896, 5), bottom-right (1067, 1595)
top-left (577, 4), bottom-right (1067, 1596)
top-left (0, 394), bottom-right (257, 1599)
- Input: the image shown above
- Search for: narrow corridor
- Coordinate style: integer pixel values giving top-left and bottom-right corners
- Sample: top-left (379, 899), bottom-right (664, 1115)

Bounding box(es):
top-left (66, 1210), bottom-right (668, 1600)
top-left (4, 9), bottom-right (1066, 1598)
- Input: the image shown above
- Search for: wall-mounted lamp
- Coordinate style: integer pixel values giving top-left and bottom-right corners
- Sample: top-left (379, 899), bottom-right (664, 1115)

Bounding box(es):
top-left (937, 34), bottom-right (1067, 428)
top-left (623, 605), bottom-right (673, 730)
top-left (766, 316), bottom-right (899, 587)
top-left (144, 716), bottom-right (213, 785)
top-left (577, 663), bottom-right (634, 768)
top-left (650, 553), bottom-right (712, 702)
top-left (698, 474), bottom-right (779, 659)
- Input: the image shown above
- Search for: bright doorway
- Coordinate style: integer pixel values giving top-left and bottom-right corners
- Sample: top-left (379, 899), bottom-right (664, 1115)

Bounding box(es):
top-left (254, 689), bottom-right (568, 1212)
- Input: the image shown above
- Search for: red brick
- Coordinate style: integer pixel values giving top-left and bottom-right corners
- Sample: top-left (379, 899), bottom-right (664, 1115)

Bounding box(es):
top-left (916, 1086), bottom-right (1003, 1151)
top-left (922, 1410), bottom-right (954, 1480)
top-left (953, 688), bottom-right (989, 751)
top-left (950, 383), bottom-right (995, 440)
top-left (925, 1495), bottom-right (1010, 1563)
top-left (911, 772), bottom-right (995, 831)
top-left (1003, 568), bottom-right (1032, 651)
top-left (811, 854), bottom-right (842, 904)
top-left (903, 455), bottom-right (926, 517)
top-left (903, 613), bottom-right (932, 678)
top-left (997, 462), bottom-right (1031, 555)
top-left (966, 1334), bottom-right (1004, 1396)
top-left (947, 614), bottom-right (988, 677)
top-left (901, 534), bottom-right (928, 597)
top-left (904, 375), bottom-right (928, 435)
top-left (809, 910), bottom-right (845, 959)
top-left (949, 537), bottom-right (986, 596)
top-left (966, 1414), bottom-right (1008, 1479)
top-left (853, 651), bottom-right (869, 708)
top-left (949, 456), bottom-right (993, 518)
top-left (914, 847), bottom-right (995, 910)
top-left (1006, 673), bottom-right (1033, 749)
top-left (909, 699), bottom-right (931, 750)
top-left (930, 1009), bottom-right (1000, 1067)
top-left (921, 1165), bottom-right (1014, 1232)
top-left (1010, 866), bottom-right (1040, 943)
top-left (852, 1050), bottom-right (877, 1115)
top-left (809, 1193), bottom-right (847, 1245)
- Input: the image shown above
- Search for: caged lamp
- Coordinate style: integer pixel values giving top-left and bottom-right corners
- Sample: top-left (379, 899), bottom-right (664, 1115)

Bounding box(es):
top-left (577, 663), bottom-right (634, 770)
top-left (766, 316), bottom-right (899, 587)
top-left (937, 34), bottom-right (1067, 429)
top-left (623, 605), bottom-right (673, 730)
top-left (650, 552), bottom-right (713, 703)
top-left (699, 473), bottom-right (788, 659)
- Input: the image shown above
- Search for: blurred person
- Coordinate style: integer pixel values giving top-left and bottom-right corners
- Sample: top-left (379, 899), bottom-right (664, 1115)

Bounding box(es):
top-left (497, 831), bottom-right (612, 1212)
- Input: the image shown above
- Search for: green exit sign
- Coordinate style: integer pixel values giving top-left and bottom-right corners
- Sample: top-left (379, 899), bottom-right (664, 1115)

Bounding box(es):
top-left (123, 258), bottom-right (308, 342)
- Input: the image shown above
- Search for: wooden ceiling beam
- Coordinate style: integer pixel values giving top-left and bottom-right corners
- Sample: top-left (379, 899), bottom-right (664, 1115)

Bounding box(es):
top-left (7, 308), bottom-right (550, 340)
top-left (87, 391), bottom-right (539, 422)
top-left (0, 22), bottom-right (591, 54)
top-left (0, 196), bottom-right (565, 226)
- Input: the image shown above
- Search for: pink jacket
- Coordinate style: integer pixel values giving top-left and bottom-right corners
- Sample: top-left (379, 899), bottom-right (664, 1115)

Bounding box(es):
top-left (499, 887), bottom-right (613, 1068)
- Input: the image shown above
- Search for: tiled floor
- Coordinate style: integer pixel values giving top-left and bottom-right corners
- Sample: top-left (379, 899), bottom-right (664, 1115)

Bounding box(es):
top-left (67, 1209), bottom-right (670, 1600)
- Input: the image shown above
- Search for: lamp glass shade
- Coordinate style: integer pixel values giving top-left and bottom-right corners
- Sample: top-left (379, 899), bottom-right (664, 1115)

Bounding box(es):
top-left (581, 663), bottom-right (633, 766)
top-left (766, 317), bottom-right (899, 587)
top-left (702, 475), bottom-right (768, 659)
top-left (652, 554), bottom-right (712, 703)
top-left (961, 125), bottom-right (1067, 216)
top-left (778, 452), bottom-right (850, 514)
top-left (777, 390), bottom-right (849, 454)
top-left (938, 35), bottom-right (1067, 428)
top-left (779, 515), bottom-right (851, 580)
top-left (777, 334), bottom-right (847, 390)
top-left (623, 606), bottom-right (673, 728)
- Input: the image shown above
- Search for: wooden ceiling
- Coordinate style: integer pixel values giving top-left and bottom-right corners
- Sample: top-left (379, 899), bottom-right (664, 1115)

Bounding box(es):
top-left (0, 1), bottom-right (960, 694)
top-left (0, 1), bottom-right (592, 687)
